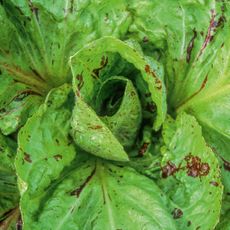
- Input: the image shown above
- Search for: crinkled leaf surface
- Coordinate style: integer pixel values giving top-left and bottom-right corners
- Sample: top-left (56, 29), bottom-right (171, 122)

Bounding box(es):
top-left (159, 113), bottom-right (223, 230)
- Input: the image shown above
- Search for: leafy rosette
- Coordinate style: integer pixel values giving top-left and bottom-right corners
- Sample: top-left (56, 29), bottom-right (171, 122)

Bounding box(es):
top-left (69, 36), bottom-right (167, 161)
top-left (13, 37), bottom-right (222, 230)
top-left (0, 0), bottom-right (229, 229)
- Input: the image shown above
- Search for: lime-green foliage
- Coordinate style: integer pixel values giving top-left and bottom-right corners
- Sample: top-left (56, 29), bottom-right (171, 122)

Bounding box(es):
top-left (0, 0), bottom-right (229, 229)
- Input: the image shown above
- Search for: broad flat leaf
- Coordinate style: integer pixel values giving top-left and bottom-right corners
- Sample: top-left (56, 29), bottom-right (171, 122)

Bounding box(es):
top-left (71, 96), bottom-right (129, 162)
top-left (69, 36), bottom-right (167, 130)
top-left (17, 155), bottom-right (178, 230)
top-left (159, 113), bottom-right (223, 230)
top-left (15, 84), bottom-right (76, 226)
top-left (0, 72), bottom-right (42, 135)
top-left (0, 133), bottom-right (19, 219)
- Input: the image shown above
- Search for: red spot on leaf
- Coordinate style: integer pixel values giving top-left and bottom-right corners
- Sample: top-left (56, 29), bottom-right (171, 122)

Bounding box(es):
top-left (138, 142), bottom-right (149, 157)
top-left (53, 154), bottom-right (62, 161)
top-left (172, 208), bottom-right (183, 219)
top-left (161, 161), bottom-right (180, 178)
top-left (24, 153), bottom-right (32, 163)
top-left (185, 153), bottom-right (210, 177)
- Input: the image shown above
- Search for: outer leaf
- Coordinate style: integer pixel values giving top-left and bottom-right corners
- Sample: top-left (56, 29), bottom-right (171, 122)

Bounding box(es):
top-left (69, 36), bottom-right (167, 130)
top-left (159, 113), bottom-right (223, 230)
top-left (15, 84), bottom-right (76, 226)
top-left (0, 133), bottom-right (19, 219)
top-left (19, 156), bottom-right (177, 230)
top-left (71, 96), bottom-right (129, 162)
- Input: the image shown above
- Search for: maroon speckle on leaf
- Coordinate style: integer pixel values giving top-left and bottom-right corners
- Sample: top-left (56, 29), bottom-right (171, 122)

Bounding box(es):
top-left (138, 142), bottom-right (149, 157)
top-left (210, 181), bottom-right (219, 187)
top-left (53, 154), bottom-right (62, 161)
top-left (172, 208), bottom-right (183, 219)
top-left (223, 160), bottom-right (230, 172)
top-left (186, 29), bottom-right (197, 63)
top-left (24, 153), bottom-right (32, 163)
top-left (185, 153), bottom-right (210, 177)
top-left (70, 167), bottom-right (96, 197)
top-left (76, 73), bottom-right (84, 96)
top-left (145, 65), bottom-right (151, 74)
top-left (91, 56), bottom-right (108, 79)
top-left (200, 75), bottom-right (208, 90)
top-left (144, 65), bottom-right (162, 90)
top-left (197, 9), bottom-right (216, 59)
top-left (161, 161), bottom-right (180, 178)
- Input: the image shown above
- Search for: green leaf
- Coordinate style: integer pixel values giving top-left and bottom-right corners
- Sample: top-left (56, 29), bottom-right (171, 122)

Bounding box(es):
top-left (159, 113), bottom-right (223, 229)
top-left (128, 0), bottom-right (229, 106)
top-left (18, 155), bottom-right (178, 230)
top-left (15, 84), bottom-right (76, 225)
top-left (174, 15), bottom-right (230, 205)
top-left (69, 36), bottom-right (167, 130)
top-left (131, 1), bottom-right (230, 223)
top-left (0, 72), bottom-right (42, 135)
top-left (71, 96), bottom-right (129, 162)
top-left (0, 133), bottom-right (19, 219)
